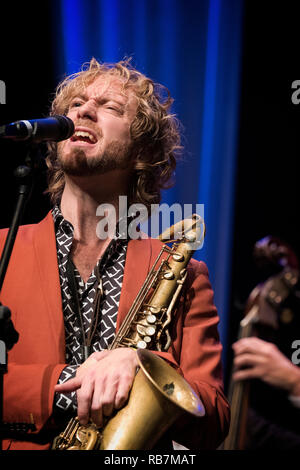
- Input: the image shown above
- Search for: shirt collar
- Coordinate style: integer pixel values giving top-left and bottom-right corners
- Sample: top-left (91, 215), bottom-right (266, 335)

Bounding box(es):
top-left (52, 204), bottom-right (135, 242)
top-left (52, 204), bottom-right (74, 237)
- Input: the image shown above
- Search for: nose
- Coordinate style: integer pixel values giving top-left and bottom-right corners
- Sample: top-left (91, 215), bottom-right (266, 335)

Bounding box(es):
top-left (76, 99), bottom-right (97, 122)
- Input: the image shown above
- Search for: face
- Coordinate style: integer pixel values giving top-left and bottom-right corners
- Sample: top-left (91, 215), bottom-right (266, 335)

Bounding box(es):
top-left (57, 75), bottom-right (138, 176)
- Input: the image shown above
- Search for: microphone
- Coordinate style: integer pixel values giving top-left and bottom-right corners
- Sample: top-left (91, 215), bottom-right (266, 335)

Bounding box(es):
top-left (0, 115), bottom-right (74, 143)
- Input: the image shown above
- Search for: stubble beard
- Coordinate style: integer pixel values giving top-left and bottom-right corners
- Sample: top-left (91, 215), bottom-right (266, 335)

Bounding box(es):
top-left (57, 140), bottom-right (134, 177)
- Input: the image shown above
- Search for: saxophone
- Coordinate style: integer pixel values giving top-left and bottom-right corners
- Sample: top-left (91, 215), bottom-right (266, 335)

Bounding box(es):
top-left (52, 214), bottom-right (205, 450)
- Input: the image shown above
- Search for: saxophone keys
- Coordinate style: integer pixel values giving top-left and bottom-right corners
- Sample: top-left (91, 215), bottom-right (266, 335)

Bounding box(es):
top-left (149, 306), bottom-right (161, 314)
top-left (145, 326), bottom-right (156, 336)
top-left (137, 340), bottom-right (147, 349)
top-left (146, 314), bottom-right (157, 324)
top-left (172, 253), bottom-right (184, 262)
top-left (137, 324), bottom-right (156, 337)
top-left (137, 324), bottom-right (146, 336)
top-left (177, 268), bottom-right (187, 284)
top-left (163, 270), bottom-right (174, 280)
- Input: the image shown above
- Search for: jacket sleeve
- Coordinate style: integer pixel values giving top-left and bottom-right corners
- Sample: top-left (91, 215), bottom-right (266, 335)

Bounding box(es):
top-left (154, 259), bottom-right (230, 449)
top-left (3, 362), bottom-right (65, 432)
top-left (0, 223), bottom-right (68, 449)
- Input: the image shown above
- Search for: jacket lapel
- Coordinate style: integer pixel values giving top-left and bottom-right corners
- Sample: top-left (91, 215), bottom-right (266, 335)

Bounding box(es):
top-left (116, 238), bottom-right (152, 331)
top-left (33, 211), bottom-right (65, 360)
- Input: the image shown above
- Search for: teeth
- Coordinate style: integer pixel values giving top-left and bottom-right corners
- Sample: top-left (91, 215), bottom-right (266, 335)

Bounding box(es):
top-left (74, 130), bottom-right (96, 143)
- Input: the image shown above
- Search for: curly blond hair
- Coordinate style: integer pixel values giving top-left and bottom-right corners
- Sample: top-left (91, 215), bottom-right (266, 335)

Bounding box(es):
top-left (46, 58), bottom-right (182, 211)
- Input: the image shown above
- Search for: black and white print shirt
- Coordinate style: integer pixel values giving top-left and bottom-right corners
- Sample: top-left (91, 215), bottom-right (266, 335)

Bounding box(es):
top-left (52, 205), bottom-right (128, 414)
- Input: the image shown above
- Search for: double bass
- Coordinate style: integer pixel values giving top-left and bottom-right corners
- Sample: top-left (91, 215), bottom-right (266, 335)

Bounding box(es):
top-left (222, 236), bottom-right (299, 450)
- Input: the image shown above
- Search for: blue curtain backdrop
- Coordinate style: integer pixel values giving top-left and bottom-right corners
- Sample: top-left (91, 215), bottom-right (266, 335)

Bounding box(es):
top-left (52, 0), bottom-right (244, 370)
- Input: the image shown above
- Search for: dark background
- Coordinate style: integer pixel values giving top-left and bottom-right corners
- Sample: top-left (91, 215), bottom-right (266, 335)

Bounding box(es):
top-left (0, 1), bottom-right (300, 383)
top-left (228, 2), bottom-right (300, 359)
top-left (0, 2), bottom-right (56, 227)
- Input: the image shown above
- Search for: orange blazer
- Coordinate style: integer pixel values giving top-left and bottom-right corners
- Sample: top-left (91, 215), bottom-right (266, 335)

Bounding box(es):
top-left (0, 212), bottom-right (229, 450)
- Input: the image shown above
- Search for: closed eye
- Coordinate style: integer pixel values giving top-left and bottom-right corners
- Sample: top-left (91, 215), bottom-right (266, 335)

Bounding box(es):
top-left (69, 95), bottom-right (87, 109)
top-left (105, 104), bottom-right (124, 114)
top-left (70, 101), bottom-right (83, 108)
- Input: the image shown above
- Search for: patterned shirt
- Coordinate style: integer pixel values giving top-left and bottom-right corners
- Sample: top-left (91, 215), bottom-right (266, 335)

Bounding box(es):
top-left (52, 205), bottom-right (128, 414)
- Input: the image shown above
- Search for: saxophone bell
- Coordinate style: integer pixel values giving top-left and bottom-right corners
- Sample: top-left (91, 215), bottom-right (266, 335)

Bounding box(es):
top-left (100, 349), bottom-right (204, 450)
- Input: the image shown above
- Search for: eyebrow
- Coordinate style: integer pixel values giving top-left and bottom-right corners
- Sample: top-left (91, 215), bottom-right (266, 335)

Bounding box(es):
top-left (70, 93), bottom-right (127, 108)
top-left (95, 94), bottom-right (127, 106)
top-left (70, 93), bottom-right (88, 102)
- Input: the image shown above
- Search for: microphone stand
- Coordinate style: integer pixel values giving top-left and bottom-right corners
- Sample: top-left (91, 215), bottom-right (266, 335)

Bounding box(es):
top-left (0, 143), bottom-right (39, 450)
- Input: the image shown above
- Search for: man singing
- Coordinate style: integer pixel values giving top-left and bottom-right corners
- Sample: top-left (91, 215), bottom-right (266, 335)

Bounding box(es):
top-left (0, 58), bottom-right (229, 450)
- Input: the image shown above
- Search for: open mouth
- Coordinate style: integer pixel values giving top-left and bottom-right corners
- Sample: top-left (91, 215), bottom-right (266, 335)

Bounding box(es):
top-left (70, 129), bottom-right (97, 144)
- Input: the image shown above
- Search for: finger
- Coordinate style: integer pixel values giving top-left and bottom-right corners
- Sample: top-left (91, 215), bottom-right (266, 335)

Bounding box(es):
top-left (90, 398), bottom-right (104, 428)
top-left (232, 337), bottom-right (256, 350)
top-left (233, 353), bottom-right (264, 369)
top-left (233, 367), bottom-right (261, 381)
top-left (77, 379), bottom-right (94, 425)
top-left (114, 375), bottom-right (133, 410)
top-left (100, 377), bottom-right (119, 418)
top-left (90, 380), bottom-right (116, 427)
top-left (54, 377), bottom-right (82, 393)
top-left (232, 337), bottom-right (266, 355)
top-left (102, 393), bottom-right (116, 418)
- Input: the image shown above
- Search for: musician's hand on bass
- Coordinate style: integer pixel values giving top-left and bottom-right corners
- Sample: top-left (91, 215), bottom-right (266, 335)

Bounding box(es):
top-left (232, 337), bottom-right (300, 396)
top-left (54, 348), bottom-right (139, 427)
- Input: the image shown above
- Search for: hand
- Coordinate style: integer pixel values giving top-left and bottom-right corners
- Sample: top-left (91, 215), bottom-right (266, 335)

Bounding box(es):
top-left (232, 337), bottom-right (300, 395)
top-left (55, 348), bottom-right (139, 427)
